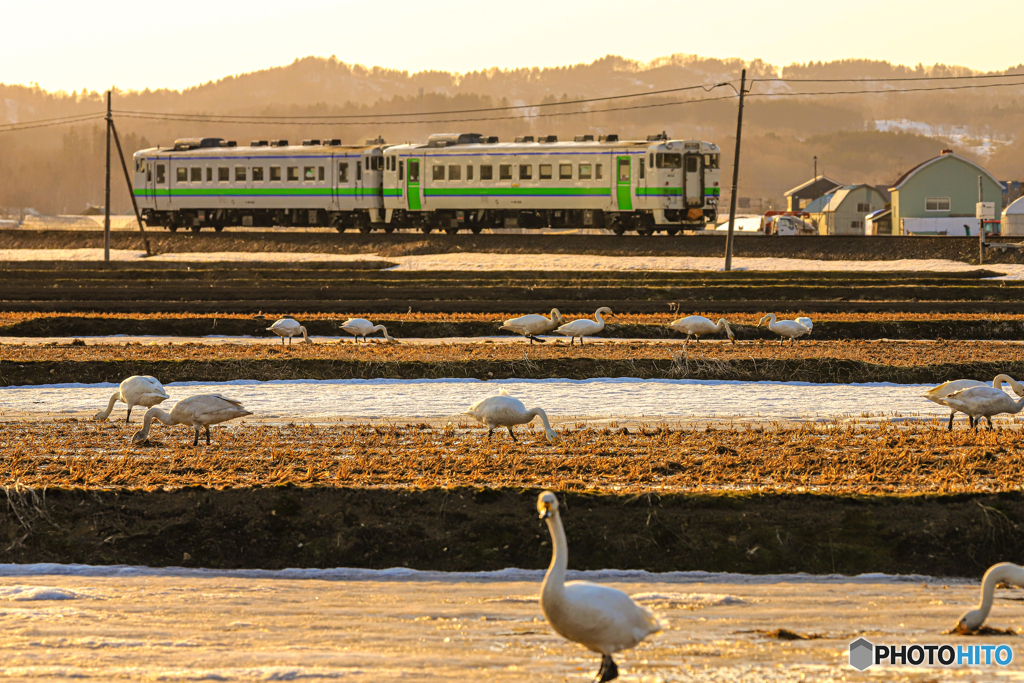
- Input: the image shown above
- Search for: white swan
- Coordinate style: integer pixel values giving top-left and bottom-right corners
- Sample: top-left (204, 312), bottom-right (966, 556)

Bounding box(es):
top-left (924, 374), bottom-right (1024, 430)
top-left (795, 317), bottom-right (813, 334)
top-left (94, 376), bottom-right (169, 423)
top-left (940, 385), bottom-right (1024, 429)
top-left (463, 390), bottom-right (557, 442)
top-left (955, 562), bottom-right (1024, 633)
top-left (340, 318), bottom-right (394, 342)
top-left (266, 318), bottom-right (310, 345)
top-left (555, 307), bottom-right (612, 346)
top-left (758, 313), bottom-right (812, 345)
top-left (537, 491), bottom-right (661, 682)
top-left (133, 394), bottom-right (252, 446)
top-left (668, 315), bottom-right (735, 344)
top-left (499, 309), bottom-right (564, 344)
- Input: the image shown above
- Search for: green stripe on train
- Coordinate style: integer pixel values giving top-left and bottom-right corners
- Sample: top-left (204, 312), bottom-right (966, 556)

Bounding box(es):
top-left (424, 188), bottom-right (609, 197)
top-left (133, 188), bottom-right (372, 197)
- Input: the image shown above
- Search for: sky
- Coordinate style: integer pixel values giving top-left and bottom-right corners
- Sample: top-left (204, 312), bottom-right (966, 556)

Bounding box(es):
top-left (4, 0), bottom-right (1023, 93)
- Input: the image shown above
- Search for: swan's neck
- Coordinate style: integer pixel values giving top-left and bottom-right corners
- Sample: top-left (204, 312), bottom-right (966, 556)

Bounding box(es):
top-left (299, 326), bottom-right (308, 342)
top-left (529, 407), bottom-right (556, 438)
top-left (994, 374), bottom-right (1024, 396)
top-left (137, 407), bottom-right (176, 440)
top-left (976, 563), bottom-right (1024, 621)
top-left (542, 510), bottom-right (569, 602)
top-left (594, 310), bottom-right (605, 325)
top-left (96, 392), bottom-right (121, 419)
top-left (372, 324), bottom-right (391, 340)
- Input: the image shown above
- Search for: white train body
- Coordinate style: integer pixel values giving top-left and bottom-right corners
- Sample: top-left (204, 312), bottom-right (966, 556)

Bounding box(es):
top-left (382, 133), bottom-right (720, 233)
top-left (132, 138), bottom-right (385, 231)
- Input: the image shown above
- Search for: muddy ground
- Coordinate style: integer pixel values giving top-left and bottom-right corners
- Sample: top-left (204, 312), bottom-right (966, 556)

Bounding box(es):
top-left (2, 486), bottom-right (1022, 577)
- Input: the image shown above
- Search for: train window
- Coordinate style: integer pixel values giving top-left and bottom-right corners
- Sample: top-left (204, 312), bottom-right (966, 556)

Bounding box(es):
top-left (219, 167), bottom-right (229, 182)
top-left (595, 164), bottom-right (602, 180)
top-left (449, 164), bottom-right (461, 181)
top-left (236, 167), bottom-right (247, 182)
top-left (304, 166), bottom-right (315, 181)
top-left (519, 164), bottom-right (532, 180)
top-left (206, 168), bottom-right (213, 182)
top-left (376, 157), bottom-right (385, 171)
top-left (559, 163), bottom-right (572, 180)
top-left (398, 160), bottom-right (404, 181)
top-left (579, 164), bottom-right (592, 180)
top-left (339, 163), bottom-right (348, 183)
top-left (618, 159), bottom-right (630, 182)
top-left (686, 156), bottom-right (698, 173)
top-left (539, 164), bottom-right (552, 180)
top-left (408, 160), bottom-right (418, 182)
top-left (656, 153), bottom-right (681, 169)
top-left (156, 165), bottom-right (165, 184)
top-left (709, 154), bottom-right (720, 169)
top-left (356, 161), bottom-right (362, 181)
top-left (176, 168), bottom-right (187, 183)
top-left (319, 166), bottom-right (325, 181)
top-left (287, 167), bottom-right (299, 182)
top-left (466, 164), bottom-right (473, 180)
top-left (499, 165), bottom-right (511, 180)
top-left (191, 167), bottom-right (202, 182)
top-left (639, 159), bottom-right (645, 180)
top-left (433, 165), bottom-right (445, 181)
top-left (270, 166), bottom-right (281, 181)
top-left (146, 163), bottom-right (152, 182)
top-left (650, 154), bottom-right (654, 167)
top-left (253, 167), bottom-right (264, 182)
top-left (480, 165), bottom-right (493, 180)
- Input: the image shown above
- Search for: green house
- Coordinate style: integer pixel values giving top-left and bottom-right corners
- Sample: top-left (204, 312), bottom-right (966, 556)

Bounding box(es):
top-left (889, 151), bottom-right (1001, 236)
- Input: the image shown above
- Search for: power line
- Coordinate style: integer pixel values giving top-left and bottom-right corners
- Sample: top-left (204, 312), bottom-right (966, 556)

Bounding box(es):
top-left (748, 79), bottom-right (1024, 98)
top-left (0, 112), bottom-right (105, 133)
top-left (754, 72), bottom-right (1024, 83)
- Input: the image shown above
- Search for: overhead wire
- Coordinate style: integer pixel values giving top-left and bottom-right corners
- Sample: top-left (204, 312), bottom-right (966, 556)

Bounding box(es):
top-left (0, 112), bottom-right (105, 133)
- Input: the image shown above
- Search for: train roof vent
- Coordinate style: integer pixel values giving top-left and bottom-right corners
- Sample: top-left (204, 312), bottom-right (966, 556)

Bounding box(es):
top-left (173, 137), bottom-right (224, 151)
top-left (366, 135), bottom-right (386, 145)
top-left (514, 135), bottom-right (535, 143)
top-left (574, 135), bottom-right (595, 142)
top-left (425, 133), bottom-right (480, 147)
top-left (599, 134), bottom-right (618, 142)
top-left (647, 131), bottom-right (668, 141)
top-left (251, 140), bottom-right (269, 147)
top-left (324, 138), bottom-right (342, 146)
top-left (538, 135), bottom-right (558, 143)
top-left (221, 140), bottom-right (238, 147)
top-left (486, 136), bottom-right (499, 143)
top-left (302, 139), bottom-right (321, 146)
top-left (270, 140), bottom-right (289, 147)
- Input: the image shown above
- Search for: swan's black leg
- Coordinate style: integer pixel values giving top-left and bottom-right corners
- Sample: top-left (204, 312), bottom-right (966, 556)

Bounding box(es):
top-left (507, 426), bottom-right (517, 442)
top-left (205, 425), bottom-right (212, 444)
top-left (192, 427), bottom-right (200, 446)
top-left (125, 406), bottom-right (132, 423)
top-left (987, 416), bottom-right (994, 430)
top-left (595, 655), bottom-right (618, 682)
top-left (487, 428), bottom-right (493, 438)
top-left (948, 411), bottom-right (955, 431)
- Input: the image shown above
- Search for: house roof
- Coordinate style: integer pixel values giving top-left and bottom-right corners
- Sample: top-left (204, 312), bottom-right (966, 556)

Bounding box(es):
top-left (784, 175), bottom-right (843, 197)
top-left (1005, 196), bottom-right (1024, 215)
top-left (803, 192), bottom-right (835, 213)
top-left (805, 184), bottom-right (884, 214)
top-left (889, 152), bottom-right (1001, 191)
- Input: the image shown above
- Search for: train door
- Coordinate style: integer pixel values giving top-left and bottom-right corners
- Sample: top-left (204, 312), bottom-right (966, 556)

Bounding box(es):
top-left (616, 156), bottom-right (632, 211)
top-left (355, 158), bottom-right (364, 201)
top-left (407, 158), bottom-right (421, 211)
top-left (683, 153), bottom-right (704, 208)
top-left (153, 158), bottom-right (167, 210)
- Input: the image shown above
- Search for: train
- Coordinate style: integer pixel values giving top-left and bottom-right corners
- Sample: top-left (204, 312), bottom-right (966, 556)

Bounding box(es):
top-left (132, 132), bottom-right (721, 235)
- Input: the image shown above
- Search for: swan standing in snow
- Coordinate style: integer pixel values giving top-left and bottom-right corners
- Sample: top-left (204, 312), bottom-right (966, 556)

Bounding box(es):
top-left (955, 562), bottom-right (1024, 633)
top-left (94, 376), bottom-right (169, 423)
top-left (463, 390), bottom-right (557, 442)
top-left (266, 318), bottom-right (310, 345)
top-left (938, 385), bottom-right (1024, 430)
top-left (499, 309), bottom-right (563, 344)
top-left (537, 491), bottom-right (661, 682)
top-left (924, 374), bottom-right (1024, 430)
top-left (668, 315), bottom-right (735, 344)
top-left (757, 313), bottom-right (812, 345)
top-left (555, 307), bottom-right (612, 346)
top-left (133, 394), bottom-right (252, 446)
top-left (339, 318), bottom-right (394, 343)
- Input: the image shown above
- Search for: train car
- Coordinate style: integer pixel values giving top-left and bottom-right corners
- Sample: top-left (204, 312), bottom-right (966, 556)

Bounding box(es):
top-left (132, 137), bottom-right (387, 232)
top-left (381, 132), bottom-right (720, 234)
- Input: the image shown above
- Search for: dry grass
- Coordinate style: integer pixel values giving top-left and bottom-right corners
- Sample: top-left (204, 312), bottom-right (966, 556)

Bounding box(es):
top-left (1, 421), bottom-right (1021, 494)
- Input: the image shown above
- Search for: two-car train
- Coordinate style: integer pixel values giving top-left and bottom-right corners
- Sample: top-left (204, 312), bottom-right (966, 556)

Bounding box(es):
top-left (133, 132), bottom-right (720, 235)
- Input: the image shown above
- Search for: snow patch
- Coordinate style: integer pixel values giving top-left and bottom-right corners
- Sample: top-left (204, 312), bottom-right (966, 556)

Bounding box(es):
top-left (0, 585), bottom-right (97, 601)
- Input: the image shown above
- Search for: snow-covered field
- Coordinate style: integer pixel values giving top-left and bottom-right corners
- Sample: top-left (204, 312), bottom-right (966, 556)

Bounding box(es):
top-left (0, 377), bottom-right (988, 427)
top-left (0, 564), bottom-right (1010, 682)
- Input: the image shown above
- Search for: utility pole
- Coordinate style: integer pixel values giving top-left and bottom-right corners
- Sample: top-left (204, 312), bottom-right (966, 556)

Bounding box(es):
top-left (813, 156), bottom-right (817, 179)
top-left (724, 69), bottom-right (746, 272)
top-left (104, 90), bottom-right (112, 262)
top-left (979, 175), bottom-right (985, 266)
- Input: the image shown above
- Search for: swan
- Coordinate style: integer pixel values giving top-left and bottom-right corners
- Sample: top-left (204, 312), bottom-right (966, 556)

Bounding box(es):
top-left (537, 491), bottom-right (661, 682)
top-left (924, 374), bottom-right (1024, 430)
top-left (795, 317), bottom-right (813, 334)
top-left (940, 385), bottom-right (1024, 430)
top-left (463, 389), bottom-right (557, 442)
top-left (340, 318), bottom-right (394, 342)
top-left (133, 394), bottom-right (252, 446)
top-left (757, 313), bottom-right (812, 345)
top-left (94, 375), bottom-right (169, 423)
top-left (266, 318), bottom-right (310, 345)
top-left (955, 562), bottom-right (1024, 633)
top-left (668, 315), bottom-right (735, 344)
top-left (555, 307), bottom-right (612, 346)
top-left (499, 309), bottom-right (564, 344)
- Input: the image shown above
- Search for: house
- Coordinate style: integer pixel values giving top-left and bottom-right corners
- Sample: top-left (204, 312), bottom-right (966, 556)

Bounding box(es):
top-left (803, 184), bottom-right (888, 235)
top-left (889, 150), bottom-right (1002, 236)
top-left (865, 208), bottom-right (893, 235)
top-left (784, 175), bottom-right (843, 212)
top-left (1002, 196), bottom-right (1024, 236)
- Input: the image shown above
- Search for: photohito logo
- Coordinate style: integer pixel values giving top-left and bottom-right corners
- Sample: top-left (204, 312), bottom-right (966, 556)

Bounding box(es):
top-left (849, 637), bottom-right (1013, 671)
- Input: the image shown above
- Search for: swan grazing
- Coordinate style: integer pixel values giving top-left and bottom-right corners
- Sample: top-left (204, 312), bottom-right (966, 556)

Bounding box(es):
top-left (938, 385), bottom-right (1024, 430)
top-left (668, 315), bottom-right (735, 344)
top-left (555, 307), bottom-right (612, 346)
top-left (340, 318), bottom-right (394, 343)
top-left (955, 562), bottom-right (1024, 633)
top-left (266, 318), bottom-right (310, 345)
top-left (758, 313), bottom-right (812, 345)
top-left (133, 394), bottom-right (252, 446)
top-left (537, 491), bottom-right (661, 682)
top-left (94, 376), bottom-right (169, 423)
top-left (499, 309), bottom-right (564, 344)
top-left (924, 374), bottom-right (1024, 430)
top-left (463, 389), bottom-right (557, 442)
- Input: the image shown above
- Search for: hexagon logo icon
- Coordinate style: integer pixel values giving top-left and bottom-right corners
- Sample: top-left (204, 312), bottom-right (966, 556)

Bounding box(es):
top-left (849, 637), bottom-right (874, 671)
